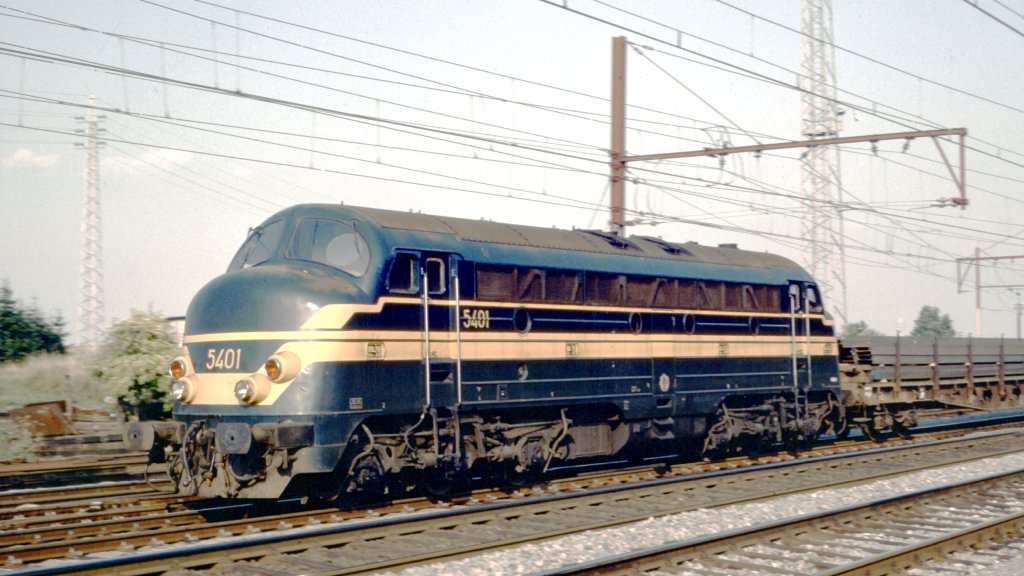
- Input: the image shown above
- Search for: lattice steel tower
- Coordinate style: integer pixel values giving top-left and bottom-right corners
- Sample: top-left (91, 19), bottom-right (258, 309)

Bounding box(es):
top-left (800, 0), bottom-right (847, 326)
top-left (76, 96), bottom-right (105, 349)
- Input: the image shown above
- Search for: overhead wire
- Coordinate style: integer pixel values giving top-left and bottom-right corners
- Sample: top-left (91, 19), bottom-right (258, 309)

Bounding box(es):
top-left (185, 0), bottom-right (1024, 171)
top-left (539, 0), bottom-right (1024, 170)
top-left (710, 0), bottom-right (1024, 114)
top-left (4, 2), bottom-right (1019, 280)
top-left (1, 92), bottom-right (609, 211)
top-left (619, 47), bottom-right (971, 267)
top-left (961, 0), bottom-right (1024, 39)
top-left (0, 5), bottom-right (617, 158)
top-left (0, 90), bottom-right (608, 186)
top-left (2, 120), bottom-right (612, 215)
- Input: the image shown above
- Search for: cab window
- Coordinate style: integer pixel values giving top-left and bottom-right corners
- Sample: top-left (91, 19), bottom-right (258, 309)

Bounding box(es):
top-left (228, 219), bottom-right (285, 270)
top-left (287, 218), bottom-right (371, 277)
top-left (387, 252), bottom-right (419, 293)
top-left (806, 285), bottom-right (824, 313)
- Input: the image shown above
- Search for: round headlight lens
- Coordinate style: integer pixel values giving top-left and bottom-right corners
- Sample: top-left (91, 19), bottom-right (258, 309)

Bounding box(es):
top-left (170, 380), bottom-right (187, 401)
top-left (169, 377), bottom-right (195, 403)
top-left (265, 358), bottom-right (282, 381)
top-left (170, 358), bottom-right (187, 379)
top-left (234, 379), bottom-right (256, 403)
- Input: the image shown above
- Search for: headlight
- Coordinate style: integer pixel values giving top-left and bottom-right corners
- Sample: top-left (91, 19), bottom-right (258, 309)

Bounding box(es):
top-left (170, 377), bottom-right (195, 403)
top-left (170, 357), bottom-right (187, 379)
top-left (264, 351), bottom-right (301, 383)
top-left (234, 379), bottom-right (255, 403)
top-left (265, 358), bottom-right (283, 381)
top-left (234, 375), bottom-right (271, 404)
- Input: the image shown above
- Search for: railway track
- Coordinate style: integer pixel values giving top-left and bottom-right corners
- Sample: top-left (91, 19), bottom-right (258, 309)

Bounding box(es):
top-left (0, 454), bottom-right (149, 491)
top-left (537, 462), bottom-right (1024, 575)
top-left (0, 425), bottom-right (935, 570)
top-left (0, 472), bottom-right (172, 510)
top-left (6, 429), bottom-right (1024, 575)
top-left (0, 431), bottom-right (883, 567)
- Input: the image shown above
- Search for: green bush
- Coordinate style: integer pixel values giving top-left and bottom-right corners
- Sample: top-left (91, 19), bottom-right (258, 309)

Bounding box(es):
top-left (93, 312), bottom-right (178, 420)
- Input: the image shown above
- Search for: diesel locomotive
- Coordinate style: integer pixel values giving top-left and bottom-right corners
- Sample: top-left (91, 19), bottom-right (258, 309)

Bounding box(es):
top-left (125, 204), bottom-right (845, 499)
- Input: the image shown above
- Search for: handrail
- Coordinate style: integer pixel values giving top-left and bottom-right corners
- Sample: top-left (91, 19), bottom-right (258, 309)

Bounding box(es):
top-left (422, 267), bottom-right (431, 409)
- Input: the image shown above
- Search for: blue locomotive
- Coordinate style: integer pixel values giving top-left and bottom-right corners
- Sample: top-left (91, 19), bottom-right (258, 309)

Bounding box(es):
top-left (125, 204), bottom-right (844, 499)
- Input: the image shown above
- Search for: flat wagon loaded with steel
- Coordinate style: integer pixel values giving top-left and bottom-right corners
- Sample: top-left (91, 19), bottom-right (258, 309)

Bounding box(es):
top-left (840, 336), bottom-right (1024, 439)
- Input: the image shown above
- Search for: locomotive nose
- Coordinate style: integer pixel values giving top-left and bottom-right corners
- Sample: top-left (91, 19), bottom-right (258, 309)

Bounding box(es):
top-left (185, 265), bottom-right (366, 334)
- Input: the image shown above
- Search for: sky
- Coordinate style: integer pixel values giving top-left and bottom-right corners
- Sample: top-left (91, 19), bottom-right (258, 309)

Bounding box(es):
top-left (1, 0), bottom-right (1023, 344)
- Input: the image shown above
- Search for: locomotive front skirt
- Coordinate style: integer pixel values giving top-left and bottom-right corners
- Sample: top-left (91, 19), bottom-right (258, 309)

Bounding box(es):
top-left (125, 204), bottom-right (843, 499)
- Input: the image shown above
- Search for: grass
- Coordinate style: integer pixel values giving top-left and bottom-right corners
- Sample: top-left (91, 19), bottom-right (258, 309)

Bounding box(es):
top-left (0, 350), bottom-right (110, 412)
top-left (0, 417), bottom-right (42, 462)
top-left (0, 350), bottom-right (115, 462)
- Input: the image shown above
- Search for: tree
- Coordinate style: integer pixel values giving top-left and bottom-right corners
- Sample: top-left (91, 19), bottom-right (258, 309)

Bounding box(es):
top-left (93, 311), bottom-right (178, 419)
top-left (842, 321), bottom-right (883, 337)
top-left (910, 305), bottom-right (955, 338)
top-left (0, 282), bottom-right (65, 364)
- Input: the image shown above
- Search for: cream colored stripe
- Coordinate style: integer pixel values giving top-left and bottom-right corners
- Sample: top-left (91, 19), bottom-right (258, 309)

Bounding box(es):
top-left (184, 330), bottom-right (349, 343)
top-left (300, 297), bottom-right (403, 330)
top-left (271, 338), bottom-right (836, 364)
top-left (300, 296), bottom-right (829, 330)
top-left (187, 329), bottom-right (834, 345)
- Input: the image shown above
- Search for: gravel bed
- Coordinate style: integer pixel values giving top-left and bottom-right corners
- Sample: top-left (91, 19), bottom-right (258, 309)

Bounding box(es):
top-left (389, 451), bottom-right (1024, 576)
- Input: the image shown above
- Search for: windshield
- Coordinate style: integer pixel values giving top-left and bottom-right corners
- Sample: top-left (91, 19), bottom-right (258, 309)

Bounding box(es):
top-left (287, 218), bottom-right (371, 277)
top-left (227, 219), bottom-right (285, 271)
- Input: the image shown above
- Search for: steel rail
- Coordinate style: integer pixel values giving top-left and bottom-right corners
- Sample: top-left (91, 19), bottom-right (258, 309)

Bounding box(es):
top-left (823, 510), bottom-right (1024, 575)
top-left (529, 465), bottom-right (1024, 576)
top-left (0, 477), bottom-right (172, 510)
top-left (0, 414), bottom-right (1019, 566)
top-left (7, 430), bottom-right (1024, 575)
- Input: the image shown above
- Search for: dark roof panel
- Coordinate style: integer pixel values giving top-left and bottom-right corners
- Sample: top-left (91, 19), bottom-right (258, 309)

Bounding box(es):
top-left (293, 204), bottom-right (808, 279)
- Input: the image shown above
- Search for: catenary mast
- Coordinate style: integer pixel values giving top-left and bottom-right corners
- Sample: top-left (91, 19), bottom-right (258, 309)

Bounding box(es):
top-left (800, 0), bottom-right (848, 326)
top-left (76, 95), bottom-right (105, 349)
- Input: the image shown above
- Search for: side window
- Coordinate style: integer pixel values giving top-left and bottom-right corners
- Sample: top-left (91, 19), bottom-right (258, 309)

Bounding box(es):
top-left (788, 284), bottom-right (803, 312)
top-left (425, 257), bottom-right (446, 295)
top-left (387, 253), bottom-right (419, 294)
top-left (806, 285), bottom-right (824, 313)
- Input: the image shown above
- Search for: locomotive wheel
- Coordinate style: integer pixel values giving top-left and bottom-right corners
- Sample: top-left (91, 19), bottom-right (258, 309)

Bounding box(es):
top-left (826, 414), bottom-right (850, 440)
top-left (783, 430), bottom-right (806, 454)
top-left (892, 419), bottom-right (913, 440)
top-left (859, 421), bottom-right (885, 443)
top-left (495, 460), bottom-right (538, 489)
top-left (422, 461), bottom-right (464, 499)
top-left (740, 433), bottom-right (766, 458)
top-left (344, 452), bottom-right (387, 500)
top-left (422, 473), bottom-right (455, 498)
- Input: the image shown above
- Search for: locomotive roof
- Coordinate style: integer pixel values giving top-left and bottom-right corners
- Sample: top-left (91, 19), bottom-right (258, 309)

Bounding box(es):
top-left (276, 204), bottom-right (813, 285)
